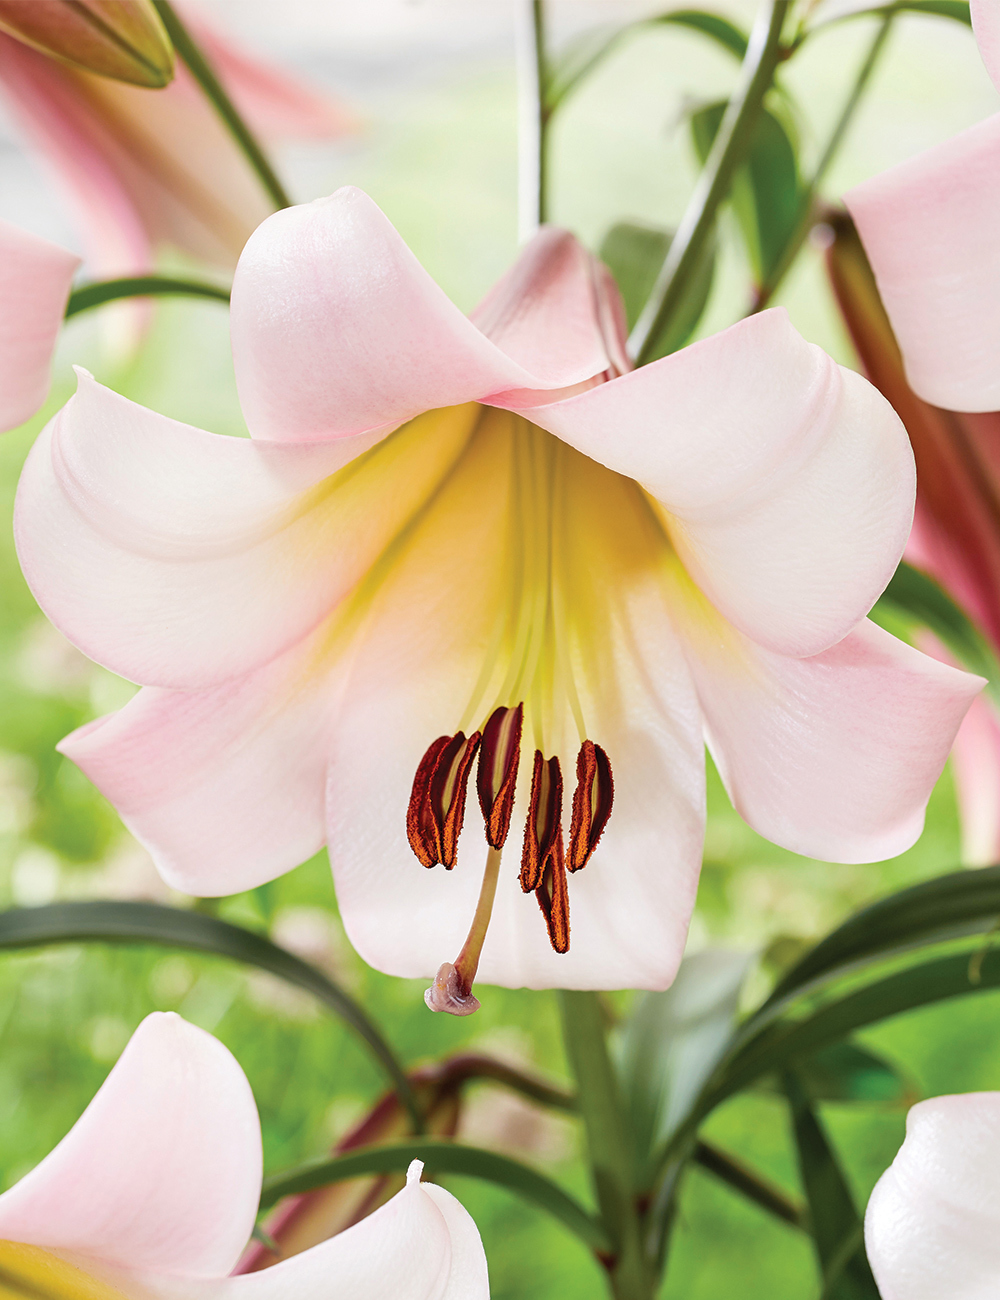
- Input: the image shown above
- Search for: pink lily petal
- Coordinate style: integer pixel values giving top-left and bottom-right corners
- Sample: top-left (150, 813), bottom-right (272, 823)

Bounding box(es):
top-left (154, 1163), bottom-right (488, 1300)
top-left (522, 308), bottom-right (913, 659)
top-left (0, 1013), bottom-right (261, 1278)
top-left (0, 219), bottom-right (78, 432)
top-left (230, 188), bottom-right (619, 442)
top-left (57, 631), bottom-right (332, 896)
top-left (674, 595), bottom-right (982, 862)
top-left (846, 113), bottom-right (1000, 413)
top-left (325, 412), bottom-right (705, 991)
top-left (14, 373), bottom-right (477, 689)
top-left (973, 0), bottom-right (1000, 93)
top-left (866, 1092), bottom-right (1000, 1300)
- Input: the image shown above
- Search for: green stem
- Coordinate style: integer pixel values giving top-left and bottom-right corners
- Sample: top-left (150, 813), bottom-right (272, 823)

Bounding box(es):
top-left (437, 1052), bottom-right (577, 1112)
top-left (151, 0), bottom-right (292, 210)
top-left (752, 11), bottom-right (894, 311)
top-left (629, 0), bottom-right (789, 364)
top-left (518, 0), bottom-right (548, 236)
top-left (693, 1140), bottom-right (806, 1230)
top-left (65, 275), bottom-right (231, 319)
top-left (558, 991), bottom-right (654, 1300)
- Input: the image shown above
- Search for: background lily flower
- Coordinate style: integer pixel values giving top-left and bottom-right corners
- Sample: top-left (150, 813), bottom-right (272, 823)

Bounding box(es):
top-left (0, 218), bottom-right (79, 432)
top-left (0, 6), bottom-right (354, 281)
top-left (845, 0), bottom-right (1000, 412)
top-left (827, 208), bottom-right (1000, 866)
top-left (865, 1090), bottom-right (1000, 1299)
top-left (0, 1010), bottom-right (489, 1299)
top-left (14, 187), bottom-right (982, 1003)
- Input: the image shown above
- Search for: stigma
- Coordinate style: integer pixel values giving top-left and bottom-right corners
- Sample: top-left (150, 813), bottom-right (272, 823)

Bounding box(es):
top-left (406, 703), bottom-right (614, 1014)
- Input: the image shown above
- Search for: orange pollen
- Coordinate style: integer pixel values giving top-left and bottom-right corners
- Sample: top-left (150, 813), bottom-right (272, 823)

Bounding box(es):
top-left (406, 730), bottom-right (481, 869)
top-left (476, 703), bottom-right (523, 849)
top-left (568, 740), bottom-right (614, 872)
top-left (520, 750), bottom-right (563, 894)
top-left (407, 706), bottom-right (615, 976)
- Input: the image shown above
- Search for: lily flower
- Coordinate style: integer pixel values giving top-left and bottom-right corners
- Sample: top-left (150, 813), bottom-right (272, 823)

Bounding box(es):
top-left (0, 1011), bottom-right (489, 1299)
top-left (845, 0), bottom-right (1000, 412)
top-left (0, 218), bottom-right (79, 432)
top-left (826, 208), bottom-right (1000, 865)
top-left (0, 6), bottom-right (354, 281)
top-left (14, 188), bottom-right (982, 1008)
top-left (865, 1090), bottom-right (1000, 1299)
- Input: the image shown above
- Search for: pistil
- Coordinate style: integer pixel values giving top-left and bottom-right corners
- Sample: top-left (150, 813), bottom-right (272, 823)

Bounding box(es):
top-left (425, 845), bottom-right (503, 1015)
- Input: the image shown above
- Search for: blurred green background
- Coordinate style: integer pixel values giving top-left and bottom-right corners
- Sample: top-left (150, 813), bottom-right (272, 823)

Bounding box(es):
top-left (0, 3), bottom-right (999, 1297)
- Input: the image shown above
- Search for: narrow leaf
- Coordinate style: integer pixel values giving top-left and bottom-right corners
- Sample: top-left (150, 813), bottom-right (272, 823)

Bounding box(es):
top-left (260, 1139), bottom-right (611, 1253)
top-left (784, 1072), bottom-right (880, 1299)
top-left (547, 9), bottom-right (747, 112)
top-left (808, 0), bottom-right (970, 36)
top-left (690, 99), bottom-right (801, 282)
top-left (763, 864), bottom-right (1000, 1011)
top-left (618, 949), bottom-right (749, 1181)
top-left (0, 901), bottom-right (421, 1130)
top-left (66, 276), bottom-right (231, 318)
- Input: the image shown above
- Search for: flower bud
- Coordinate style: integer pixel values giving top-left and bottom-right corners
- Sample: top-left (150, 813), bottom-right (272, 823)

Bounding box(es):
top-left (0, 1), bottom-right (174, 88)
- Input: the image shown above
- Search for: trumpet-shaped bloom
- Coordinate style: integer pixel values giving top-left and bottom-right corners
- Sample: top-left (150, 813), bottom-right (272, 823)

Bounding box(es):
top-left (845, 0), bottom-right (1000, 412)
top-left (826, 209), bottom-right (1000, 865)
top-left (15, 188), bottom-right (982, 1004)
top-left (0, 7), bottom-right (354, 280)
top-left (865, 1091), bottom-right (1000, 1299)
top-left (0, 218), bottom-right (78, 432)
top-left (0, 1011), bottom-right (488, 1299)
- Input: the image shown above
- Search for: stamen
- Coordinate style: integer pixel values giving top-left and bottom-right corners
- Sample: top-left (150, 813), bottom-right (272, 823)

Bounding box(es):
top-left (535, 833), bottom-right (570, 954)
top-left (568, 740), bottom-right (614, 872)
top-left (425, 845), bottom-right (503, 1016)
top-left (406, 730), bottom-right (481, 869)
top-left (476, 703), bottom-right (524, 848)
top-left (520, 751), bottom-right (563, 892)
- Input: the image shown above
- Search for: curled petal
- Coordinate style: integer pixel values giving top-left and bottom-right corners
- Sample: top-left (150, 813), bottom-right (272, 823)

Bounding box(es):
top-left (673, 579), bottom-right (982, 862)
top-left (525, 308), bottom-right (913, 658)
top-left (846, 114), bottom-right (1000, 412)
top-left (0, 1013), bottom-right (261, 1277)
top-left (0, 219), bottom-right (78, 432)
top-left (154, 1162), bottom-right (488, 1300)
top-left (866, 1092), bottom-right (1000, 1300)
top-left (230, 188), bottom-right (619, 441)
top-left (15, 373), bottom-right (476, 689)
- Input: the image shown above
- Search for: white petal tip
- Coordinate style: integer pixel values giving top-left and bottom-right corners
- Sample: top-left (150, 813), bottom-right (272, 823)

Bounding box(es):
top-left (424, 963), bottom-right (481, 1016)
top-left (405, 1160), bottom-right (425, 1186)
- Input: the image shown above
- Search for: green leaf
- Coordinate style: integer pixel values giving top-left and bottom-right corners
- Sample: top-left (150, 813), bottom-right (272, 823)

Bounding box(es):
top-left (689, 99), bottom-right (801, 282)
top-left (0, 901), bottom-right (422, 1131)
top-left (259, 1138), bottom-right (611, 1254)
top-left (807, 0), bottom-right (970, 37)
top-left (874, 561), bottom-right (1000, 709)
top-left (763, 864), bottom-right (1000, 1012)
top-left (784, 1073), bottom-right (880, 1299)
top-left (618, 949), bottom-right (749, 1181)
top-left (768, 1041), bottom-right (909, 1104)
top-left (715, 946), bottom-right (1000, 1109)
top-left (598, 221), bottom-right (716, 356)
top-left (546, 9), bottom-right (748, 113)
top-left (66, 276), bottom-right (231, 318)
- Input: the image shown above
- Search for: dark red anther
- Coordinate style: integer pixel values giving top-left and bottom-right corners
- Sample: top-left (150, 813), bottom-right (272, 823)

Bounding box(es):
top-left (568, 740), bottom-right (613, 872)
top-left (406, 730), bottom-right (481, 869)
top-left (535, 832), bottom-right (570, 954)
top-left (476, 703), bottom-right (523, 849)
top-left (520, 751), bottom-right (563, 893)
